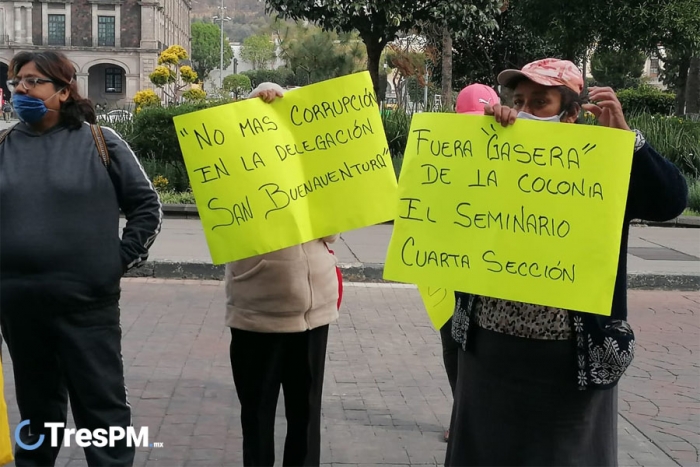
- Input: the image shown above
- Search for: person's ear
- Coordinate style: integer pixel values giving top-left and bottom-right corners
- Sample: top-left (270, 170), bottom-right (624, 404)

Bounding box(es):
top-left (562, 104), bottom-right (580, 123)
top-left (58, 87), bottom-right (70, 103)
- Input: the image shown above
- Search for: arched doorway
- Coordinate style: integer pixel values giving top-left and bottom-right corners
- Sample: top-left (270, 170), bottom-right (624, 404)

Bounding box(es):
top-left (87, 63), bottom-right (126, 111)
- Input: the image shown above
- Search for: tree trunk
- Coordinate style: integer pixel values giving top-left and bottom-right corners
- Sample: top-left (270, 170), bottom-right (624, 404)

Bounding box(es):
top-left (441, 27), bottom-right (453, 109)
top-left (362, 32), bottom-right (385, 99)
top-left (675, 54), bottom-right (691, 116)
top-left (685, 56), bottom-right (700, 114)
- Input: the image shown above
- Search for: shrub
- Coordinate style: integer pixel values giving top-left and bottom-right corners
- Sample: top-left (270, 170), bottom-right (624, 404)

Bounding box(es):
top-left (133, 89), bottom-right (160, 111)
top-left (125, 99), bottom-right (232, 167)
top-left (616, 85), bottom-right (675, 116)
top-left (687, 177), bottom-right (700, 213)
top-left (381, 108), bottom-right (412, 160)
top-left (627, 114), bottom-right (700, 177)
top-left (182, 88), bottom-right (207, 102)
top-left (223, 74), bottom-right (252, 98)
top-left (140, 158), bottom-right (191, 193)
top-left (157, 189), bottom-right (196, 205)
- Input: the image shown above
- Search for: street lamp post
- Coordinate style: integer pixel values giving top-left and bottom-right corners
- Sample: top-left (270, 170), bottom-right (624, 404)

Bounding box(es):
top-left (212, 0), bottom-right (231, 90)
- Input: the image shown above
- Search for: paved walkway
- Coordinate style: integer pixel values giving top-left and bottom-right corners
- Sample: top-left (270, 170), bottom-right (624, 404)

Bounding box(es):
top-left (3, 281), bottom-right (697, 466)
top-left (136, 219), bottom-right (700, 277)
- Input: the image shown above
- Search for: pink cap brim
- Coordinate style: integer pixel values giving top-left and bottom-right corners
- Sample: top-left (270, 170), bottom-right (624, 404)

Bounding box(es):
top-left (497, 69), bottom-right (577, 93)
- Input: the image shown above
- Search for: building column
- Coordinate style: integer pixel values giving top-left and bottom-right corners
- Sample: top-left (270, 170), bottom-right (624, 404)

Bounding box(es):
top-left (91, 4), bottom-right (97, 47)
top-left (24, 6), bottom-right (34, 44)
top-left (24, 6), bottom-right (32, 44)
top-left (125, 73), bottom-right (139, 104)
top-left (114, 4), bottom-right (121, 47)
top-left (14, 7), bottom-right (21, 43)
top-left (64, 5), bottom-right (71, 46)
top-left (41, 2), bottom-right (47, 45)
top-left (139, 4), bottom-right (158, 49)
top-left (76, 72), bottom-right (89, 97)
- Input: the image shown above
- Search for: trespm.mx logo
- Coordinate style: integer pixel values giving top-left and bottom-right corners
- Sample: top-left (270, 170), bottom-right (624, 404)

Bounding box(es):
top-left (14, 420), bottom-right (161, 450)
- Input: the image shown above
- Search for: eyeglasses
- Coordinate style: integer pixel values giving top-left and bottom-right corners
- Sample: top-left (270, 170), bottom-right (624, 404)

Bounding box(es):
top-left (7, 77), bottom-right (55, 92)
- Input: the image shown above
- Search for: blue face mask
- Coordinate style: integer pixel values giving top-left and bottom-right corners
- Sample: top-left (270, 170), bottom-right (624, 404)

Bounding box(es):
top-left (11, 93), bottom-right (50, 124)
top-left (517, 111), bottom-right (566, 123)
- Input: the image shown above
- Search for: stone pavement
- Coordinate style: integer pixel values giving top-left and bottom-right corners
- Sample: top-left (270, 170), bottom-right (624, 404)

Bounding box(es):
top-left (126, 218), bottom-right (700, 288)
top-left (2, 281), bottom-right (697, 467)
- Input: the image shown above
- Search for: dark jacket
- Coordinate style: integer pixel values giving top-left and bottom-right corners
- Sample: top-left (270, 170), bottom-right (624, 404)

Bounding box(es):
top-left (452, 142), bottom-right (688, 389)
top-left (0, 122), bottom-right (162, 311)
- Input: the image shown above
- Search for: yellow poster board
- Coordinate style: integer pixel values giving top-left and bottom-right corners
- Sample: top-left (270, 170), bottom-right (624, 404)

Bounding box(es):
top-left (174, 72), bottom-right (397, 264)
top-left (418, 286), bottom-right (455, 329)
top-left (0, 359), bottom-right (13, 466)
top-left (384, 114), bottom-right (635, 316)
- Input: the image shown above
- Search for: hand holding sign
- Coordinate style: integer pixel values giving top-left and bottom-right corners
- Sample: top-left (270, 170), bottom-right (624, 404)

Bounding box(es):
top-left (174, 72), bottom-right (398, 264)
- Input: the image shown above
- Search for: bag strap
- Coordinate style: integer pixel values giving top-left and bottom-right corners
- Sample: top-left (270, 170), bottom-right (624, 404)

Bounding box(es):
top-left (0, 124), bottom-right (17, 145)
top-left (90, 124), bottom-right (110, 168)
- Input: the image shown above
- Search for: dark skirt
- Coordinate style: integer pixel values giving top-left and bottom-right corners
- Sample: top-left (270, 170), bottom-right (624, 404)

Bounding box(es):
top-left (445, 326), bottom-right (617, 467)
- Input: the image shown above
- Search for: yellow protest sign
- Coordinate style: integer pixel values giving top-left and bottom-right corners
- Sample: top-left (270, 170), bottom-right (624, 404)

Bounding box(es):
top-left (418, 286), bottom-right (455, 329)
top-left (384, 114), bottom-right (635, 316)
top-left (0, 359), bottom-right (12, 466)
top-left (174, 72), bottom-right (397, 264)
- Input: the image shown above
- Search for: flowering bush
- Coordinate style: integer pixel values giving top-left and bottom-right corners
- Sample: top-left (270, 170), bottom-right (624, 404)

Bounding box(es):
top-left (152, 175), bottom-right (169, 190)
top-left (179, 66), bottom-right (198, 84)
top-left (158, 52), bottom-right (180, 66)
top-left (149, 66), bottom-right (175, 86)
top-left (133, 89), bottom-right (160, 109)
top-left (182, 88), bottom-right (206, 102)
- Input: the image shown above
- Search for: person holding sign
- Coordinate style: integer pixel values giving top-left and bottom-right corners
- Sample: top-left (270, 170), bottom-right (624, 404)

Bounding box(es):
top-left (0, 51), bottom-right (162, 466)
top-left (226, 82), bottom-right (341, 467)
top-left (445, 58), bottom-right (688, 466)
top-left (438, 83), bottom-right (501, 444)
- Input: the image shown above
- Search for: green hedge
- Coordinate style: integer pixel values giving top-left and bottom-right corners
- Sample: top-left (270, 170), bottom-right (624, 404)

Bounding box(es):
top-left (688, 178), bottom-right (700, 213)
top-left (628, 114), bottom-right (700, 177)
top-left (616, 85), bottom-right (675, 116)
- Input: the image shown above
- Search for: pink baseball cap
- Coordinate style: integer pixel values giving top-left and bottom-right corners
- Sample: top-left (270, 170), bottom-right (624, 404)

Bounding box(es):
top-left (497, 58), bottom-right (584, 94)
top-left (455, 84), bottom-right (500, 115)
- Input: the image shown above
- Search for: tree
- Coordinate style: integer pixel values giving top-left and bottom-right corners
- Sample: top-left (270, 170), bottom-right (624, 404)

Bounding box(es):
top-left (596, 0), bottom-right (700, 115)
top-left (441, 2), bottom-right (561, 90)
top-left (276, 23), bottom-right (366, 85)
top-left (590, 47), bottom-right (646, 90)
top-left (191, 22), bottom-right (234, 80)
top-left (441, 28), bottom-right (453, 106)
top-left (385, 38), bottom-right (427, 107)
top-left (240, 34), bottom-right (276, 70)
top-left (149, 45), bottom-right (199, 105)
top-left (687, 57), bottom-right (700, 114)
top-left (264, 0), bottom-right (501, 97)
top-left (223, 74), bottom-right (252, 98)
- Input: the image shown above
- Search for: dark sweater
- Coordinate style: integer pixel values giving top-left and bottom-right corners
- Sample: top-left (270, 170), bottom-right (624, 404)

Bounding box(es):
top-left (0, 122), bottom-right (162, 311)
top-left (452, 142), bottom-right (688, 385)
top-left (612, 141), bottom-right (689, 320)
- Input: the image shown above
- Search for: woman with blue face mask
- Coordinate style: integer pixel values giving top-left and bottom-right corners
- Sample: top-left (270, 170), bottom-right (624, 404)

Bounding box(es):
top-left (445, 58), bottom-right (688, 466)
top-left (0, 51), bottom-right (162, 467)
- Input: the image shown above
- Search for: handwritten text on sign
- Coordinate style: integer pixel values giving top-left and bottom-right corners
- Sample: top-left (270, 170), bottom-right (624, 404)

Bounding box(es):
top-left (384, 114), bottom-right (635, 316)
top-left (174, 72), bottom-right (397, 264)
top-left (418, 286), bottom-right (455, 329)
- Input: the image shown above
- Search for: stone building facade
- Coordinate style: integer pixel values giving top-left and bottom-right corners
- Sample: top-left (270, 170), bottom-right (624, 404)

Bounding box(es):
top-left (0, 0), bottom-right (191, 108)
